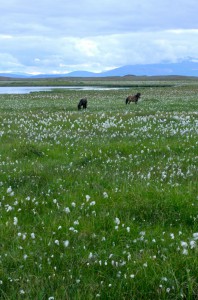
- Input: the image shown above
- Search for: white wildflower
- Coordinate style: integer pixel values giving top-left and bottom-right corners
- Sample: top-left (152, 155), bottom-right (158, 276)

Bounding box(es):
top-left (6, 205), bottom-right (13, 212)
top-left (103, 192), bottom-right (108, 198)
top-left (181, 241), bottom-right (188, 248)
top-left (170, 233), bottom-right (175, 239)
top-left (143, 262), bottom-right (148, 267)
top-left (7, 186), bottom-right (12, 193)
top-left (140, 231), bottom-right (146, 236)
top-left (31, 233), bottom-right (35, 239)
top-left (114, 217), bottom-right (120, 225)
top-left (182, 249), bottom-right (188, 255)
top-left (63, 240), bottom-right (69, 247)
top-left (86, 195), bottom-right (91, 202)
top-left (190, 240), bottom-right (196, 249)
top-left (161, 277), bottom-right (168, 281)
top-left (13, 217), bottom-right (18, 226)
top-left (63, 207), bottom-right (70, 214)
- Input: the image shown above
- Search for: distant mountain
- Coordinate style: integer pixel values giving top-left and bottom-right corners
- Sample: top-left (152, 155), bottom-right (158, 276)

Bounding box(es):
top-left (101, 61), bottom-right (198, 77)
top-left (1, 60), bottom-right (198, 78)
top-left (63, 70), bottom-right (97, 77)
top-left (27, 71), bottom-right (99, 78)
top-left (95, 61), bottom-right (198, 77)
top-left (0, 73), bottom-right (31, 78)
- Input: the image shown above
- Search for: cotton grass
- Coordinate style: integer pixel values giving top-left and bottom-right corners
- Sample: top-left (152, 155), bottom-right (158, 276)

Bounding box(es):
top-left (0, 79), bottom-right (198, 299)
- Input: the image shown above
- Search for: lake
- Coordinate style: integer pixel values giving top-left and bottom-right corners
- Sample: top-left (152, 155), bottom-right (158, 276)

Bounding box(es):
top-left (0, 86), bottom-right (128, 94)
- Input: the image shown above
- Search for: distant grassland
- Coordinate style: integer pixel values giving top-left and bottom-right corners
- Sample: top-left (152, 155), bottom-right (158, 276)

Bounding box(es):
top-left (0, 75), bottom-right (198, 87)
top-left (0, 78), bottom-right (198, 299)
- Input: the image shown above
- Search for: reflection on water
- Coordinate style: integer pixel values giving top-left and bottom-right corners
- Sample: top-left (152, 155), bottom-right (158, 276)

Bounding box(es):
top-left (0, 86), bottom-right (128, 94)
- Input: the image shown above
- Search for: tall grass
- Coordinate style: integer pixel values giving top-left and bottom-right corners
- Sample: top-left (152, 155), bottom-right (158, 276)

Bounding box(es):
top-left (0, 80), bottom-right (198, 299)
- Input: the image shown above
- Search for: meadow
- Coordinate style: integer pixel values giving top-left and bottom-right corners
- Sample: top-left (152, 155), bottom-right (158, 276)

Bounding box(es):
top-left (0, 78), bottom-right (198, 299)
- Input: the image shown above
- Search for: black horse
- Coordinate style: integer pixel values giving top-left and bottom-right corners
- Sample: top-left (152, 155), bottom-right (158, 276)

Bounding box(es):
top-left (78, 98), bottom-right (87, 110)
top-left (126, 93), bottom-right (141, 104)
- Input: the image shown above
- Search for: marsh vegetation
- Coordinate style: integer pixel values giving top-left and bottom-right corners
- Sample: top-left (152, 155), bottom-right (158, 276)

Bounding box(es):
top-left (0, 78), bottom-right (198, 299)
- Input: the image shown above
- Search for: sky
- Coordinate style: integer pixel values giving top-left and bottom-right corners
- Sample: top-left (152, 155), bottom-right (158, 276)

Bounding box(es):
top-left (1, 0), bottom-right (198, 74)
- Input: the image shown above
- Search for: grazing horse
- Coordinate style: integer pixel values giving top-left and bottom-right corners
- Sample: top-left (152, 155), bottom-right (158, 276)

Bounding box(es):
top-left (78, 98), bottom-right (87, 110)
top-left (126, 93), bottom-right (141, 104)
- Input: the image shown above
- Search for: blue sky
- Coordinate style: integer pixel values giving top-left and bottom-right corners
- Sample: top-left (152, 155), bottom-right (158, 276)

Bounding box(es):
top-left (1, 0), bottom-right (198, 74)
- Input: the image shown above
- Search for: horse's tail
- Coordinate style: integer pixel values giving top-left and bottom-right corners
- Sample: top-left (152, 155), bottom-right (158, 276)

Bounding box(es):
top-left (125, 97), bottom-right (128, 104)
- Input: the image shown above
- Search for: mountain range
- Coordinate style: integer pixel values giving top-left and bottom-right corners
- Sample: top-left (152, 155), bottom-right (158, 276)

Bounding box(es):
top-left (1, 60), bottom-right (198, 78)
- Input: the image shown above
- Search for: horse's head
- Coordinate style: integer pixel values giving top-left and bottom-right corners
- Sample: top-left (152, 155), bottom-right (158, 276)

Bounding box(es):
top-left (136, 93), bottom-right (141, 98)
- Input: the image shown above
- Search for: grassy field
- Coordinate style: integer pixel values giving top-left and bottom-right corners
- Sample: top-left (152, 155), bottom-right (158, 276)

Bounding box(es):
top-left (0, 78), bottom-right (198, 299)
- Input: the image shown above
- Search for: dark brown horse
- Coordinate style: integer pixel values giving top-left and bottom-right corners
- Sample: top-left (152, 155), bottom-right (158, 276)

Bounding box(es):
top-left (126, 93), bottom-right (141, 104)
top-left (78, 98), bottom-right (87, 110)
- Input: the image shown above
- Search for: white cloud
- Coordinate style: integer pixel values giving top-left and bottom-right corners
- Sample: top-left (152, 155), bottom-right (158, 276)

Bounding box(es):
top-left (0, 53), bottom-right (22, 70)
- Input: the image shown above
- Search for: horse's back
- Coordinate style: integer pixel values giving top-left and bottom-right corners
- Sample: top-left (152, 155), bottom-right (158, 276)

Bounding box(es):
top-left (126, 95), bottom-right (135, 104)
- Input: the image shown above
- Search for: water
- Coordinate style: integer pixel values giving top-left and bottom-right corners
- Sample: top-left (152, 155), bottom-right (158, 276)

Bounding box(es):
top-left (0, 86), bottom-right (128, 94)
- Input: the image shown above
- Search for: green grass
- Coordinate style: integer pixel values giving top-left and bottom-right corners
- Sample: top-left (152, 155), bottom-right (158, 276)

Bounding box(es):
top-left (0, 79), bottom-right (198, 299)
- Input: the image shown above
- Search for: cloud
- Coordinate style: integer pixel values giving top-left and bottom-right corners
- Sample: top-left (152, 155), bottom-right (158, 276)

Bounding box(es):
top-left (0, 53), bottom-right (22, 70)
top-left (1, 29), bottom-right (198, 74)
top-left (1, 0), bottom-right (198, 74)
top-left (2, 0), bottom-right (198, 36)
